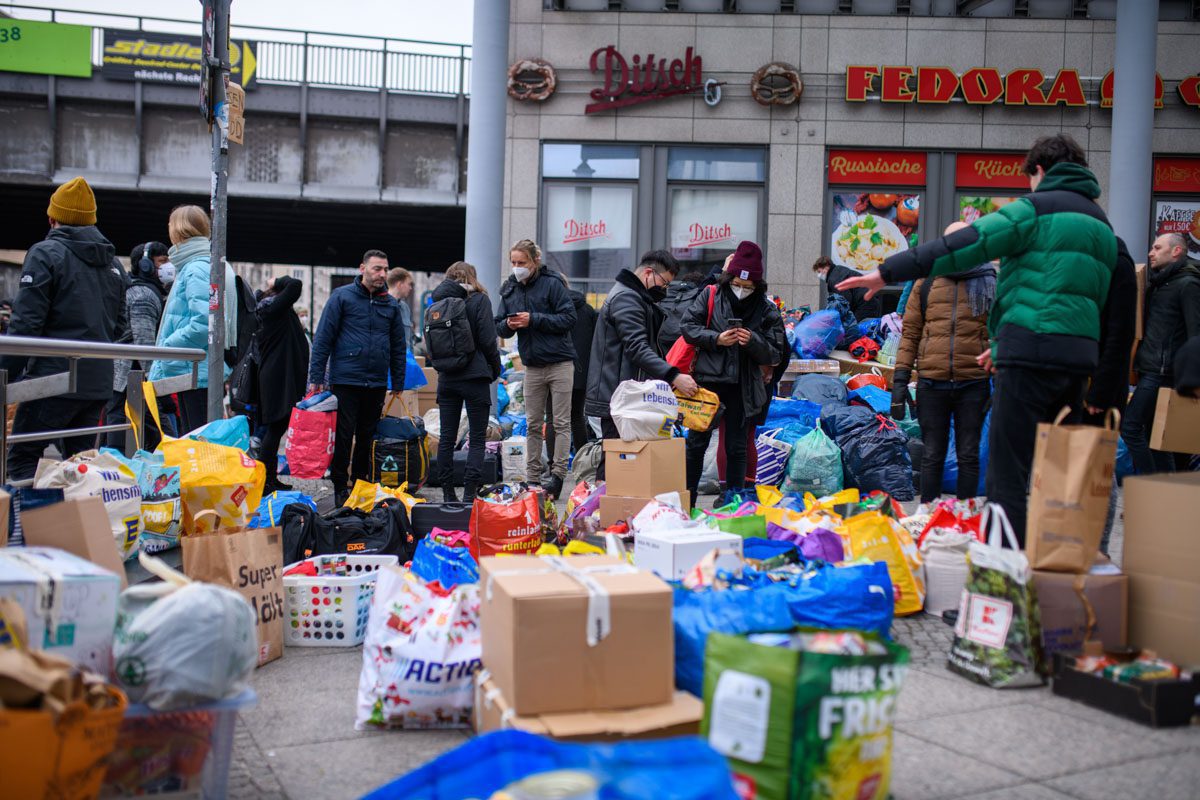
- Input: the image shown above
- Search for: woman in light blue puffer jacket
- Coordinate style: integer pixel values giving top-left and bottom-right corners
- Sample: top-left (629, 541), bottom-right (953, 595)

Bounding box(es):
top-left (149, 205), bottom-right (237, 433)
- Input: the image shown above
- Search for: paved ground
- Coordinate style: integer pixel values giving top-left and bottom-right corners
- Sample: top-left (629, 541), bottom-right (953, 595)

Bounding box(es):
top-left (219, 482), bottom-right (1200, 800)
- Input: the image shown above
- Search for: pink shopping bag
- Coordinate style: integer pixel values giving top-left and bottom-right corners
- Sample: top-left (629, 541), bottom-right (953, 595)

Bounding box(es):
top-left (284, 406), bottom-right (336, 479)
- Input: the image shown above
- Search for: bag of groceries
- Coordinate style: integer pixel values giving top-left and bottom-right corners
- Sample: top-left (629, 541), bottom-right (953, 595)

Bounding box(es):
top-left (947, 504), bottom-right (1046, 688)
top-left (34, 450), bottom-right (143, 561)
top-left (675, 387), bottom-right (724, 433)
top-left (703, 629), bottom-right (909, 800)
top-left (158, 438), bottom-right (265, 535)
top-left (610, 379), bottom-right (678, 440)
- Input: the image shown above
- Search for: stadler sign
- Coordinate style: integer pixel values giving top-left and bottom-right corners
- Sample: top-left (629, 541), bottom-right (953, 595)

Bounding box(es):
top-left (586, 45), bottom-right (711, 114)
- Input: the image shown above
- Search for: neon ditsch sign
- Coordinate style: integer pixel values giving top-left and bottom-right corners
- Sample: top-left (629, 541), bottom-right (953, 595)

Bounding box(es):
top-left (585, 45), bottom-right (720, 114)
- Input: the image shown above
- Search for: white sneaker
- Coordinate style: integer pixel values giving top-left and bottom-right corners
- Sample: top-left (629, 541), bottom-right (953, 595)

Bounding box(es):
top-left (915, 502), bottom-right (932, 516)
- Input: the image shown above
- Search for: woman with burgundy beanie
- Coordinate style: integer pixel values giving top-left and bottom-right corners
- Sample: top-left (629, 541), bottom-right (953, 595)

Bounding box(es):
top-left (681, 241), bottom-right (784, 507)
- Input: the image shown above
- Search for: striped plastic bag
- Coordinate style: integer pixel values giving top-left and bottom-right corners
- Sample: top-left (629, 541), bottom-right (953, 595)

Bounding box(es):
top-left (754, 428), bottom-right (793, 487)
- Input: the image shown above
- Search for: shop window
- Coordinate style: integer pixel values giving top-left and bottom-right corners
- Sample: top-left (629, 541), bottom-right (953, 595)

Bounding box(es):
top-left (829, 192), bottom-right (921, 275)
top-left (667, 146), bottom-right (766, 183)
top-left (542, 144), bottom-right (640, 180)
top-left (542, 183), bottom-right (637, 282)
top-left (669, 188), bottom-right (761, 271)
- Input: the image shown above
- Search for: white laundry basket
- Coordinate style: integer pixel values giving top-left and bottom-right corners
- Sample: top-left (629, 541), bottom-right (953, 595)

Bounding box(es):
top-left (283, 554), bottom-right (398, 646)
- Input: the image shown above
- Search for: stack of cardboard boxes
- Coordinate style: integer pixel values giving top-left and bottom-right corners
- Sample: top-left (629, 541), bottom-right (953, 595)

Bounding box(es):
top-left (473, 555), bottom-right (702, 740)
top-left (598, 438), bottom-right (690, 528)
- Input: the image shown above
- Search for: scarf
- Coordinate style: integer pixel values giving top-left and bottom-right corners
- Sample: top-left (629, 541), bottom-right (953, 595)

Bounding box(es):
top-left (1148, 255), bottom-right (1189, 289)
top-left (947, 263), bottom-right (997, 318)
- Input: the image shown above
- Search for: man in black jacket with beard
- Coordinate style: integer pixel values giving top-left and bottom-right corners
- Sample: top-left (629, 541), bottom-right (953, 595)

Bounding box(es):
top-left (3, 177), bottom-right (128, 480)
top-left (1121, 232), bottom-right (1200, 474)
top-left (587, 250), bottom-right (699, 479)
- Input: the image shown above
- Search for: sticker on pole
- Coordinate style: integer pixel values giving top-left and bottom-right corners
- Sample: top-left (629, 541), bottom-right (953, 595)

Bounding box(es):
top-left (210, 283), bottom-right (220, 312)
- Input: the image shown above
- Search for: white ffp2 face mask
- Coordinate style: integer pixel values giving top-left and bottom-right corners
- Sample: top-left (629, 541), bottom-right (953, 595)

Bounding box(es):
top-left (512, 266), bottom-right (531, 283)
top-left (732, 286), bottom-right (753, 300)
top-left (158, 261), bottom-right (176, 286)
top-left (458, 282), bottom-right (473, 293)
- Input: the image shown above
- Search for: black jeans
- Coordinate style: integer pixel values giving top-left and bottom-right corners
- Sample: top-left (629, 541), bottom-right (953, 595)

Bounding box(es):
top-left (8, 396), bottom-right (106, 481)
top-left (104, 389), bottom-right (163, 453)
top-left (916, 380), bottom-right (990, 503)
top-left (1121, 373), bottom-right (1175, 476)
top-left (329, 385), bottom-right (387, 493)
top-left (260, 417), bottom-right (290, 485)
top-left (175, 387), bottom-right (210, 434)
top-left (986, 365), bottom-right (1087, 548)
top-left (545, 387), bottom-right (591, 454)
top-left (686, 383), bottom-right (748, 500)
top-left (437, 379), bottom-right (492, 490)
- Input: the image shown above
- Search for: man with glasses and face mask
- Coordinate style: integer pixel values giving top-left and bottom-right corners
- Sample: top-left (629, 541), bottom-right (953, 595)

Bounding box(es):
top-left (587, 249), bottom-right (699, 479)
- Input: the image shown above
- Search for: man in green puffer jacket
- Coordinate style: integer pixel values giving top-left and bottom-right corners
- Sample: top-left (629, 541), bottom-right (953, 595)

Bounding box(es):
top-left (837, 134), bottom-right (1120, 546)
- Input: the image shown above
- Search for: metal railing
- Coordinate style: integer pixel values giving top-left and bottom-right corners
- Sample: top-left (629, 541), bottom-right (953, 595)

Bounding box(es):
top-left (3, 4), bottom-right (472, 96)
top-left (0, 336), bottom-right (206, 485)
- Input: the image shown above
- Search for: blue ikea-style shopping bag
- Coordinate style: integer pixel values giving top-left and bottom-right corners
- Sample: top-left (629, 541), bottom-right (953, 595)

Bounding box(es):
top-left (363, 730), bottom-right (738, 800)
top-left (185, 415), bottom-right (251, 450)
top-left (673, 561), bottom-right (895, 696)
top-left (402, 349), bottom-right (428, 390)
top-left (410, 538), bottom-right (479, 588)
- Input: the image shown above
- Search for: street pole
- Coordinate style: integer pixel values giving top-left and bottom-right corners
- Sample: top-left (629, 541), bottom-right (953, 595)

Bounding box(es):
top-left (1108, 0), bottom-right (1158, 258)
top-left (204, 0), bottom-right (232, 422)
top-left (464, 0), bottom-right (509, 303)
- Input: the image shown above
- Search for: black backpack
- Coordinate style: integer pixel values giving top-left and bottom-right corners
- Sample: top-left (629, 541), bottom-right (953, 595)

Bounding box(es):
top-left (424, 296), bottom-right (475, 371)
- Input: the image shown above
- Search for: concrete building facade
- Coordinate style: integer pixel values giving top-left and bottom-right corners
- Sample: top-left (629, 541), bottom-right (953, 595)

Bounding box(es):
top-left (500, 2), bottom-right (1200, 310)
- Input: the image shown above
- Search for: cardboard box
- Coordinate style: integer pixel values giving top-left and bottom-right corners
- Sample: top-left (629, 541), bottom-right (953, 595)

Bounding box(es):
top-left (787, 359), bottom-right (841, 376)
top-left (830, 349), bottom-right (897, 382)
top-left (474, 673), bottom-right (702, 741)
top-left (0, 547), bottom-right (120, 674)
top-left (415, 355), bottom-right (425, 367)
top-left (1150, 387), bottom-right (1200, 454)
top-left (0, 488), bottom-right (9, 547)
top-left (417, 391), bottom-right (439, 416)
top-left (1122, 472), bottom-right (1200, 666)
top-left (1134, 262), bottom-right (1147, 343)
top-left (599, 492), bottom-right (691, 528)
top-left (21, 497), bottom-right (128, 589)
top-left (603, 438), bottom-right (687, 498)
top-left (421, 366), bottom-right (438, 393)
top-left (1033, 559), bottom-right (1128, 656)
top-left (634, 528), bottom-right (744, 581)
top-left (1051, 652), bottom-right (1199, 728)
top-left (479, 555), bottom-right (673, 716)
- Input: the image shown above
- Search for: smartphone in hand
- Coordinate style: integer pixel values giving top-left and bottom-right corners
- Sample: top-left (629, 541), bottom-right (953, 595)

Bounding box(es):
top-left (727, 318), bottom-right (743, 329)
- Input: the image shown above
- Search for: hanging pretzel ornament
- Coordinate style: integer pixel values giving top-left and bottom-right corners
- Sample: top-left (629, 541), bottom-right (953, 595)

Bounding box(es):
top-left (507, 58), bottom-right (557, 102)
top-left (751, 62), bottom-right (803, 107)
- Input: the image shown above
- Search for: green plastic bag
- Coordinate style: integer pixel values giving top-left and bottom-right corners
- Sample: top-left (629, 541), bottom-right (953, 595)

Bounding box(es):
top-left (702, 630), bottom-right (909, 800)
top-left (694, 503), bottom-right (767, 539)
top-left (781, 427), bottom-right (843, 496)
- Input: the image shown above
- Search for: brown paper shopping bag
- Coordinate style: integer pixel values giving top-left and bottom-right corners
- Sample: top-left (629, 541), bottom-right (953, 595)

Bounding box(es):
top-left (182, 510), bottom-right (285, 666)
top-left (1026, 408), bottom-right (1119, 573)
top-left (1150, 386), bottom-right (1200, 454)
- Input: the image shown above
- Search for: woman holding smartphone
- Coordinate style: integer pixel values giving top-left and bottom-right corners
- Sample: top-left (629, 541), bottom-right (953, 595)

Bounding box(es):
top-left (681, 241), bottom-right (784, 507)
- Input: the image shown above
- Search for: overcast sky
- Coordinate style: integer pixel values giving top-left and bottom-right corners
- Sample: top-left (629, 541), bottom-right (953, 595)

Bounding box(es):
top-left (6, 0), bottom-right (474, 45)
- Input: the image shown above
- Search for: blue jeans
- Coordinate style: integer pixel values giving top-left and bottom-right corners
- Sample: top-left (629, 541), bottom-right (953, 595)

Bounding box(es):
top-left (1120, 374), bottom-right (1175, 476)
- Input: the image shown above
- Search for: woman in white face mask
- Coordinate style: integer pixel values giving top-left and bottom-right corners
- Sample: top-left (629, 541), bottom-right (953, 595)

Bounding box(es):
top-left (679, 241), bottom-right (787, 508)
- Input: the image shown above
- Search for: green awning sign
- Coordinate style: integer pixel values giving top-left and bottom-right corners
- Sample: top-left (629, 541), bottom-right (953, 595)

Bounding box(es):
top-left (0, 19), bottom-right (93, 78)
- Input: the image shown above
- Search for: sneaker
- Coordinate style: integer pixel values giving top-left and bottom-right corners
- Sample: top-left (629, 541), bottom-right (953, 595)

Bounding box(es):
top-left (915, 502), bottom-right (932, 516)
top-left (442, 486), bottom-right (460, 504)
top-left (462, 484), bottom-right (479, 503)
top-left (541, 474), bottom-right (564, 501)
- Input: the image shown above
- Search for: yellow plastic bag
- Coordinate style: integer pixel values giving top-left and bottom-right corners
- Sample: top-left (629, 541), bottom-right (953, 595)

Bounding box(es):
top-left (839, 511), bottom-right (925, 616)
top-left (535, 540), bottom-right (605, 557)
top-left (675, 387), bottom-right (722, 432)
top-left (158, 437), bottom-right (264, 536)
top-left (344, 480), bottom-right (426, 513)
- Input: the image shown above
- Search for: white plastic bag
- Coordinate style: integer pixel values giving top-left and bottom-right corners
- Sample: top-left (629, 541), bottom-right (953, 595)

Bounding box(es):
top-left (500, 436), bottom-right (528, 481)
top-left (609, 379), bottom-right (679, 441)
top-left (919, 529), bottom-right (973, 617)
top-left (34, 450), bottom-right (143, 561)
top-left (630, 491), bottom-right (694, 533)
top-left (356, 567), bottom-right (481, 730)
top-left (112, 553), bottom-right (257, 709)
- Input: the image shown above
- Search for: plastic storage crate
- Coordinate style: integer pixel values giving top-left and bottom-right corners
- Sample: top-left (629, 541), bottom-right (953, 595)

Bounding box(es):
top-left (283, 554), bottom-right (399, 646)
top-left (101, 689), bottom-right (257, 799)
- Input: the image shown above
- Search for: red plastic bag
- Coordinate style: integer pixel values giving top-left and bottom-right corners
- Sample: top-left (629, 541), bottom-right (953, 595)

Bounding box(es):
top-left (284, 406), bottom-right (336, 480)
top-left (469, 491), bottom-right (544, 560)
top-left (917, 500), bottom-right (984, 548)
top-left (847, 371), bottom-right (888, 391)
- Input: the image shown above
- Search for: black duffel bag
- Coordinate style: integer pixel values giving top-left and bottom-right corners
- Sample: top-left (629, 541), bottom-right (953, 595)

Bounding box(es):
top-left (425, 451), bottom-right (499, 488)
top-left (281, 497), bottom-right (417, 565)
